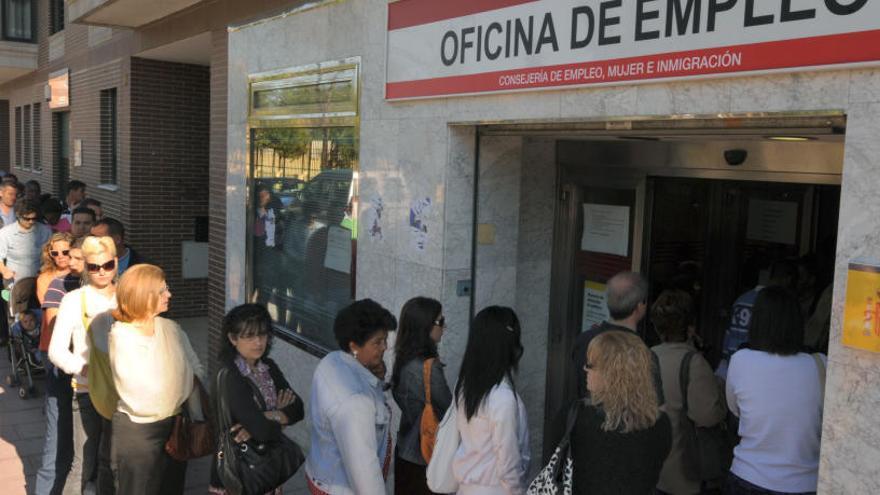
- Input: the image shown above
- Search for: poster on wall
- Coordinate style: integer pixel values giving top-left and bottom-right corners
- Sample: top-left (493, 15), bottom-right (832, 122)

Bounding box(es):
top-left (842, 260), bottom-right (880, 353)
top-left (581, 204), bottom-right (629, 256)
top-left (582, 281), bottom-right (609, 331)
top-left (746, 199), bottom-right (798, 245)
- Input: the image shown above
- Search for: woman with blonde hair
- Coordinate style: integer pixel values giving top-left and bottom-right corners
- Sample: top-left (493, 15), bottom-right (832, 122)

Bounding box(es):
top-left (108, 263), bottom-right (204, 494)
top-left (571, 331), bottom-right (672, 494)
top-left (33, 232), bottom-right (76, 494)
top-left (37, 232), bottom-right (74, 303)
top-left (49, 235), bottom-right (118, 495)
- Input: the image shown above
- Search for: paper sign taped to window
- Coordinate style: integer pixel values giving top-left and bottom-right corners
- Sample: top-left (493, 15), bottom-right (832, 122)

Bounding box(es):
top-left (581, 204), bottom-right (629, 256)
top-left (746, 199), bottom-right (798, 245)
top-left (582, 281), bottom-right (610, 332)
top-left (324, 225), bottom-right (352, 274)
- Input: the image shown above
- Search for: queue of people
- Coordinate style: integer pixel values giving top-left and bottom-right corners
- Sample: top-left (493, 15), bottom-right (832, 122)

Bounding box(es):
top-left (0, 175), bottom-right (827, 495)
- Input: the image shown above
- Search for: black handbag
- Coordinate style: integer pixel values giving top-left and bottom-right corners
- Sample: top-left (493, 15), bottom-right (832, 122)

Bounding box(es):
top-left (679, 351), bottom-right (733, 482)
top-left (214, 367), bottom-right (305, 495)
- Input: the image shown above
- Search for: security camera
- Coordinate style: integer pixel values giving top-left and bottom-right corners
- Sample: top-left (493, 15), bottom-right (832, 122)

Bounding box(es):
top-left (724, 149), bottom-right (748, 166)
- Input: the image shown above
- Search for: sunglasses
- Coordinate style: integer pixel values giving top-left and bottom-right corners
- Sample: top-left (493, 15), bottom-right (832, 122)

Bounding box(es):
top-left (433, 316), bottom-right (446, 328)
top-left (18, 215), bottom-right (38, 222)
top-left (86, 259), bottom-right (116, 273)
top-left (50, 249), bottom-right (71, 258)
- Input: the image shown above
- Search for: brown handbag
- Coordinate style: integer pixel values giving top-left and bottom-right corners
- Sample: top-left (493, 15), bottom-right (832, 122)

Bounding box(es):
top-left (165, 376), bottom-right (215, 461)
top-left (420, 358), bottom-right (440, 462)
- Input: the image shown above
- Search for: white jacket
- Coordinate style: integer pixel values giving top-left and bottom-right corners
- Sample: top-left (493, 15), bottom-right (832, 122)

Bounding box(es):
top-left (453, 380), bottom-right (530, 495)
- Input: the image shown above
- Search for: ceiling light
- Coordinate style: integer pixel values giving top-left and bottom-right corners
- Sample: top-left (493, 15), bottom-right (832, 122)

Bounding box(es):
top-left (765, 136), bottom-right (815, 142)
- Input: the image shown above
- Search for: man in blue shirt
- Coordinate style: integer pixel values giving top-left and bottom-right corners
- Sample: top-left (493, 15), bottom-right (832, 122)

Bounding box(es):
top-left (716, 259), bottom-right (798, 379)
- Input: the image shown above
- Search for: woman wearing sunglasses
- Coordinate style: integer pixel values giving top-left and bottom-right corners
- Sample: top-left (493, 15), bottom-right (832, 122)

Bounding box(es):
top-left (37, 232), bottom-right (74, 305)
top-left (49, 235), bottom-right (119, 495)
top-left (391, 297), bottom-right (452, 495)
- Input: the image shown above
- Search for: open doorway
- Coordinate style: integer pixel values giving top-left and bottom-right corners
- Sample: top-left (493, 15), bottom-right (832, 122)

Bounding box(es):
top-left (468, 114), bottom-right (845, 458)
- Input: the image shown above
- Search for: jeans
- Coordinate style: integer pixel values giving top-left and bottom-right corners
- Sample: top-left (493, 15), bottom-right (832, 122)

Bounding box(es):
top-left (723, 472), bottom-right (816, 495)
top-left (63, 393), bottom-right (115, 495)
top-left (34, 362), bottom-right (73, 495)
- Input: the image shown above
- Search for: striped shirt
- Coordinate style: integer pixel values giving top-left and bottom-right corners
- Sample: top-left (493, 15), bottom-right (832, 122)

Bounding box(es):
top-left (39, 274), bottom-right (81, 352)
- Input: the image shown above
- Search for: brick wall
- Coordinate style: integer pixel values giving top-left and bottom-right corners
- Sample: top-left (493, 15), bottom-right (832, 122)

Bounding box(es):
top-left (207, 29), bottom-right (228, 375)
top-left (0, 100), bottom-right (8, 171)
top-left (129, 57), bottom-right (210, 319)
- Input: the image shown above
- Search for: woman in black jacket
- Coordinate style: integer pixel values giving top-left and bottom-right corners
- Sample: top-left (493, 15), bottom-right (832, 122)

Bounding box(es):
top-left (209, 304), bottom-right (304, 495)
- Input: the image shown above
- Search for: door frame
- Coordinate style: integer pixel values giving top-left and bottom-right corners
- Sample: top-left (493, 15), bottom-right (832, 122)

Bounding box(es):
top-left (542, 150), bottom-right (843, 459)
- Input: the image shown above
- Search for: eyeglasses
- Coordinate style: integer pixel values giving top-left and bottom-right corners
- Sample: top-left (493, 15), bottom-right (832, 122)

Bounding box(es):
top-left (583, 363), bottom-right (593, 373)
top-left (50, 249), bottom-right (71, 258)
top-left (433, 316), bottom-right (446, 328)
top-left (86, 259), bottom-right (116, 273)
top-left (18, 215), bottom-right (37, 223)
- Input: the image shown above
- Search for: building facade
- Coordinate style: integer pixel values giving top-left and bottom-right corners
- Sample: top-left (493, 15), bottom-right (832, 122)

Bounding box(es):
top-left (2, 1), bottom-right (879, 493)
top-left (224, 2), bottom-right (880, 493)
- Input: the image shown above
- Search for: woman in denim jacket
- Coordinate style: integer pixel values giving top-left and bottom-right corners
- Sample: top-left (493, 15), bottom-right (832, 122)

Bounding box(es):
top-left (305, 299), bottom-right (397, 495)
top-left (391, 297), bottom-right (453, 494)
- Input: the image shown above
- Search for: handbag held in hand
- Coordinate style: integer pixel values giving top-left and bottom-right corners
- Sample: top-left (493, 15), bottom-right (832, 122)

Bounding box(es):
top-left (165, 375), bottom-right (215, 461)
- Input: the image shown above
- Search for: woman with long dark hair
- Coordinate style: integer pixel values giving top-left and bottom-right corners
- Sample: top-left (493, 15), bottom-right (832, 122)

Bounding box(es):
top-left (452, 306), bottom-right (529, 495)
top-left (391, 297), bottom-right (452, 495)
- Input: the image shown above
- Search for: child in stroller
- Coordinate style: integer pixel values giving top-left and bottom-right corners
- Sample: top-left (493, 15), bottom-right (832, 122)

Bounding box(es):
top-left (11, 309), bottom-right (42, 364)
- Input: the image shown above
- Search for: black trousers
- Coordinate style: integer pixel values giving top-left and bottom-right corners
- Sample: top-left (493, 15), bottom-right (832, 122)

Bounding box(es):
top-left (110, 412), bottom-right (186, 495)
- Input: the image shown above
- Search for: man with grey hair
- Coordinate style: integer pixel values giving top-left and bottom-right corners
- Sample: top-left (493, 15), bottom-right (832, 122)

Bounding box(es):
top-left (572, 271), bottom-right (663, 401)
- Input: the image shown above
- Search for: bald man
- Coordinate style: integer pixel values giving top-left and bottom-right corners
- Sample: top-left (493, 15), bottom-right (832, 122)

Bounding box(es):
top-left (571, 271), bottom-right (663, 402)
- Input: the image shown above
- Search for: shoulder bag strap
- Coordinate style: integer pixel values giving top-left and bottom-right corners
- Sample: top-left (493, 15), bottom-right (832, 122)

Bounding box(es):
top-left (679, 351), bottom-right (696, 419)
top-left (215, 368), bottom-right (233, 431)
top-left (80, 289), bottom-right (90, 333)
top-left (423, 358), bottom-right (434, 407)
top-left (811, 353), bottom-right (826, 405)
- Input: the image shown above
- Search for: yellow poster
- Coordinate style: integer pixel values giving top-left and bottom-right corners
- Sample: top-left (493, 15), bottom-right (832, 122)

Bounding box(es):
top-left (842, 262), bottom-right (880, 353)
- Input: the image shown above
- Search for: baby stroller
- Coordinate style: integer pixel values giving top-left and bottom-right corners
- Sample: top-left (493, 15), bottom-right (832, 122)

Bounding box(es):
top-left (4, 277), bottom-right (44, 399)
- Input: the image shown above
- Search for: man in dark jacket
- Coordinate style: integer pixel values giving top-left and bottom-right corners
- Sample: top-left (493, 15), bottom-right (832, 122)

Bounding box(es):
top-left (90, 218), bottom-right (146, 276)
top-left (572, 271), bottom-right (664, 403)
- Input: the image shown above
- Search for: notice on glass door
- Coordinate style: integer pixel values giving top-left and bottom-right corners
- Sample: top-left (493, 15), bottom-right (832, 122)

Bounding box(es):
top-left (582, 281), bottom-right (610, 331)
top-left (581, 204), bottom-right (630, 256)
top-left (746, 199), bottom-right (798, 245)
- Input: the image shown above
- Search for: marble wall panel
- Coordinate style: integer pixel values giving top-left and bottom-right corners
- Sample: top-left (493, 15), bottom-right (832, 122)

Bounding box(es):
top-left (559, 85), bottom-right (639, 118)
top-left (848, 69), bottom-right (880, 103)
top-left (727, 71), bottom-right (851, 113)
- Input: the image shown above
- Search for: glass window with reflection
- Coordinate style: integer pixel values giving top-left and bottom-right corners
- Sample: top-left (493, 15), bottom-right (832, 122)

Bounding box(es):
top-left (249, 126), bottom-right (358, 352)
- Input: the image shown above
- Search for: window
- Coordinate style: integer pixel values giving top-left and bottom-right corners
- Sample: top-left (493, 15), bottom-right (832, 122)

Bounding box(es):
top-left (247, 58), bottom-right (360, 354)
top-left (32, 103), bottom-right (41, 171)
top-left (49, 0), bottom-right (63, 35)
top-left (2, 0), bottom-right (35, 42)
top-left (22, 104), bottom-right (31, 170)
top-left (14, 106), bottom-right (21, 169)
top-left (100, 88), bottom-right (118, 185)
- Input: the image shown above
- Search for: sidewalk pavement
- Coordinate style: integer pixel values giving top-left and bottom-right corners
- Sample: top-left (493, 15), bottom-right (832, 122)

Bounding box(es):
top-left (0, 350), bottom-right (308, 495)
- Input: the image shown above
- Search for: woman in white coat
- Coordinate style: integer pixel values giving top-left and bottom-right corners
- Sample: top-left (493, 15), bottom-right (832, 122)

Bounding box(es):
top-left (452, 306), bottom-right (530, 495)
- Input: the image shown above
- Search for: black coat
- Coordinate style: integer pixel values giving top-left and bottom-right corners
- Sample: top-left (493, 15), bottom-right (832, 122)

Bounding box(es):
top-left (210, 357), bottom-right (304, 488)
